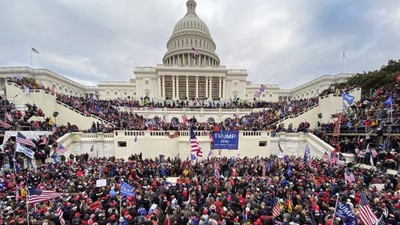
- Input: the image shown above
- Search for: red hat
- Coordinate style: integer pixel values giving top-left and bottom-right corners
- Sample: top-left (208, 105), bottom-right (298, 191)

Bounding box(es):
top-left (110, 215), bottom-right (116, 220)
top-left (75, 213), bottom-right (81, 217)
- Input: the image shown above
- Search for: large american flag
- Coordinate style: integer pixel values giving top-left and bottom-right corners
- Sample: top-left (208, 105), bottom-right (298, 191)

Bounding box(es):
top-left (56, 207), bottom-right (65, 225)
top-left (359, 192), bottom-right (378, 225)
top-left (192, 47), bottom-right (199, 57)
top-left (31, 47), bottom-right (40, 54)
top-left (272, 203), bottom-right (281, 217)
top-left (344, 170), bottom-right (355, 184)
top-left (28, 188), bottom-right (62, 204)
top-left (16, 132), bottom-right (36, 148)
top-left (190, 126), bottom-right (203, 157)
top-left (56, 144), bottom-right (67, 154)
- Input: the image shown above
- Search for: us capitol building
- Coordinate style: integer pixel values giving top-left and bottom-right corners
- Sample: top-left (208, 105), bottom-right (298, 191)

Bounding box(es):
top-left (0, 0), bottom-right (353, 102)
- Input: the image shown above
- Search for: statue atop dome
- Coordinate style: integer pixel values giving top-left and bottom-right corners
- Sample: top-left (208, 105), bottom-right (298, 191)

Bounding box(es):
top-left (186, 0), bottom-right (197, 15)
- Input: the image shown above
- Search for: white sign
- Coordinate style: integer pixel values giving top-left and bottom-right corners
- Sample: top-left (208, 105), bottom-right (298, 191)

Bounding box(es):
top-left (96, 179), bottom-right (107, 187)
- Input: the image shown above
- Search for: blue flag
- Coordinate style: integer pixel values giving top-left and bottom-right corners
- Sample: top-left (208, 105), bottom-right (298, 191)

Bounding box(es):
top-left (283, 155), bottom-right (289, 164)
top-left (385, 95), bottom-right (393, 107)
top-left (343, 92), bottom-right (355, 105)
top-left (191, 154), bottom-right (196, 161)
top-left (121, 181), bottom-right (135, 197)
top-left (303, 145), bottom-right (310, 162)
top-left (335, 202), bottom-right (357, 225)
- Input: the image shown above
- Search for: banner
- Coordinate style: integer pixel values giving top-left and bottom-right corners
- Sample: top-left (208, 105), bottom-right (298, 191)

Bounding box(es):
top-left (211, 131), bottom-right (239, 150)
top-left (96, 179), bottom-right (107, 187)
top-left (16, 143), bottom-right (35, 159)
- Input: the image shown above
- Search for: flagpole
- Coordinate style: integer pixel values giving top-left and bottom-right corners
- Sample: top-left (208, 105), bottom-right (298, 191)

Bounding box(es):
top-left (332, 194), bottom-right (339, 225)
top-left (30, 47), bottom-right (33, 68)
top-left (26, 186), bottom-right (30, 225)
top-left (341, 51), bottom-right (345, 73)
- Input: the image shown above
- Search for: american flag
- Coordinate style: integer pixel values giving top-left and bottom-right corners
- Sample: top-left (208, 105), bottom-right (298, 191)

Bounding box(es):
top-left (16, 132), bottom-right (36, 148)
top-left (28, 188), bottom-right (62, 204)
top-left (39, 135), bottom-right (48, 146)
top-left (56, 207), bottom-right (65, 225)
top-left (56, 144), bottom-right (67, 154)
top-left (31, 47), bottom-right (40, 54)
top-left (190, 126), bottom-right (203, 157)
top-left (5, 112), bottom-right (13, 122)
top-left (0, 120), bottom-right (12, 129)
top-left (370, 148), bottom-right (377, 158)
top-left (192, 47), bottom-right (199, 57)
top-left (344, 169), bottom-right (355, 184)
top-left (322, 152), bottom-right (330, 160)
top-left (330, 152), bottom-right (338, 165)
top-left (272, 203), bottom-right (281, 217)
top-left (359, 192), bottom-right (378, 225)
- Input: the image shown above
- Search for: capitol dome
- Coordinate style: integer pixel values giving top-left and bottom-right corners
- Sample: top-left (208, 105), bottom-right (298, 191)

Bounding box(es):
top-left (163, 0), bottom-right (220, 67)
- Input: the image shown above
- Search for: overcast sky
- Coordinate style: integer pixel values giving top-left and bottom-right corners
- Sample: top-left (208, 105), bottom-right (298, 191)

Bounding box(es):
top-left (0, 0), bottom-right (399, 88)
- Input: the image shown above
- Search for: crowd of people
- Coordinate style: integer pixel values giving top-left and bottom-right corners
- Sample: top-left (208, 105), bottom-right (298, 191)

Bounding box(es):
top-left (1, 151), bottom-right (400, 225)
top-left (313, 85), bottom-right (400, 173)
top-left (9, 78), bottom-right (318, 132)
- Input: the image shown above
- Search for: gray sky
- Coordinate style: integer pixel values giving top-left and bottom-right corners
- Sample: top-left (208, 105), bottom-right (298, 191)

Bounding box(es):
top-left (1, 0), bottom-right (399, 88)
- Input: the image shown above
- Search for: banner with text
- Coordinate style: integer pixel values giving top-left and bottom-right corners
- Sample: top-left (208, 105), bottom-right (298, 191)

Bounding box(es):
top-left (211, 131), bottom-right (239, 150)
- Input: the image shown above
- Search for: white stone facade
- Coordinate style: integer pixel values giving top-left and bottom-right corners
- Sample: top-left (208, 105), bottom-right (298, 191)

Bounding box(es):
top-left (0, 0), bottom-right (355, 102)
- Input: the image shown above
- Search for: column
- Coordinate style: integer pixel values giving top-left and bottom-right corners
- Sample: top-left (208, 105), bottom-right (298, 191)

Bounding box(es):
top-left (219, 77), bottom-right (222, 99)
top-left (210, 77), bottom-right (213, 99)
top-left (186, 76), bottom-right (189, 99)
top-left (195, 76), bottom-right (199, 98)
top-left (222, 77), bottom-right (226, 99)
top-left (176, 76), bottom-right (180, 99)
top-left (183, 54), bottom-right (186, 65)
top-left (172, 75), bottom-right (176, 99)
top-left (158, 77), bottom-right (161, 98)
top-left (205, 76), bottom-right (208, 98)
top-left (162, 75), bottom-right (166, 99)
top-left (208, 57), bottom-right (211, 66)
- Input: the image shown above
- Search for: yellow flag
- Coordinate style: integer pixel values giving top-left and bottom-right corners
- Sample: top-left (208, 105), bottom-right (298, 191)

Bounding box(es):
top-left (287, 199), bottom-right (292, 213)
top-left (34, 79), bottom-right (41, 86)
top-left (20, 188), bottom-right (26, 197)
top-left (49, 117), bottom-right (54, 126)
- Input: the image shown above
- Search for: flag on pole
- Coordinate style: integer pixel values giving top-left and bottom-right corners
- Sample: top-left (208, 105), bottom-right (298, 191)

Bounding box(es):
top-left (359, 192), bottom-right (378, 225)
top-left (190, 126), bottom-right (203, 157)
top-left (90, 144), bottom-right (94, 152)
top-left (56, 144), bottom-right (67, 154)
top-left (28, 188), bottom-right (62, 204)
top-left (16, 132), bottom-right (36, 147)
top-left (344, 169), bottom-right (355, 184)
top-left (343, 92), bottom-right (355, 106)
top-left (121, 181), bottom-right (135, 197)
top-left (385, 95), bottom-right (393, 107)
top-left (31, 47), bottom-right (40, 54)
top-left (34, 78), bottom-right (41, 86)
top-left (56, 207), bottom-right (65, 225)
top-left (192, 47), bottom-right (199, 58)
top-left (303, 145), bottom-right (310, 162)
top-left (16, 143), bottom-right (35, 159)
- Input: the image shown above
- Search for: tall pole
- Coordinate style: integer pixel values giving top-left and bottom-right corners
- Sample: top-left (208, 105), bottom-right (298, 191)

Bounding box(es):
top-left (26, 186), bottom-right (30, 225)
top-left (341, 51), bottom-right (345, 73)
top-left (30, 47), bottom-right (33, 68)
top-left (332, 194), bottom-right (339, 225)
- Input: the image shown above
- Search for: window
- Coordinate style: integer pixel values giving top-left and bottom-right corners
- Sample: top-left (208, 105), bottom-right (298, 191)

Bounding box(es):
top-left (118, 141), bottom-right (127, 147)
top-left (145, 92), bottom-right (150, 97)
top-left (269, 94), bottom-right (272, 97)
top-left (234, 82), bottom-right (238, 88)
top-left (245, 94), bottom-right (248, 97)
top-left (262, 94), bottom-right (265, 97)
top-left (107, 91), bottom-right (110, 95)
top-left (115, 92), bottom-right (118, 95)
top-left (259, 141), bottom-right (267, 147)
top-left (145, 80), bottom-right (149, 85)
top-left (133, 92), bottom-right (136, 96)
top-left (124, 92), bottom-right (127, 95)
top-left (59, 86), bottom-right (62, 90)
